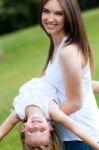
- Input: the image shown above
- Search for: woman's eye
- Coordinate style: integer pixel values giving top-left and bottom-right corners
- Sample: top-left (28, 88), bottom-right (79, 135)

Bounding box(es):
top-left (42, 9), bottom-right (49, 14)
top-left (55, 12), bottom-right (63, 16)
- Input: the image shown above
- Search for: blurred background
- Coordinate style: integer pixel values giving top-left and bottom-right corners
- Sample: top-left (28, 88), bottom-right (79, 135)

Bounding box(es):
top-left (0, 0), bottom-right (99, 149)
top-left (0, 0), bottom-right (99, 35)
top-left (0, 0), bottom-right (40, 35)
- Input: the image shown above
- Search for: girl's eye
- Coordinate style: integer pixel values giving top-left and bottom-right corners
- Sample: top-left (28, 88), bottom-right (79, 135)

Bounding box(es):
top-left (40, 128), bottom-right (46, 132)
top-left (55, 12), bottom-right (63, 16)
top-left (42, 8), bottom-right (49, 14)
top-left (29, 130), bottom-right (34, 133)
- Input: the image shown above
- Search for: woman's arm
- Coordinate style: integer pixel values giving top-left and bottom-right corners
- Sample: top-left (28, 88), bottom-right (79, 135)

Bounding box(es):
top-left (0, 110), bottom-right (20, 141)
top-left (59, 44), bottom-right (83, 115)
top-left (49, 101), bottom-right (99, 150)
top-left (92, 80), bottom-right (99, 94)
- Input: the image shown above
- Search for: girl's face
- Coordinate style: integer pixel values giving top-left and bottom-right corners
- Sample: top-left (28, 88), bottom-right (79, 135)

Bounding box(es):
top-left (22, 108), bottom-right (53, 147)
top-left (41, 0), bottom-right (65, 37)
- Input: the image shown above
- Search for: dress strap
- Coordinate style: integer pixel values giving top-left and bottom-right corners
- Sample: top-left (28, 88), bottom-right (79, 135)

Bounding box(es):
top-left (57, 36), bottom-right (68, 55)
top-left (49, 36), bottom-right (68, 65)
top-left (59, 36), bottom-right (68, 50)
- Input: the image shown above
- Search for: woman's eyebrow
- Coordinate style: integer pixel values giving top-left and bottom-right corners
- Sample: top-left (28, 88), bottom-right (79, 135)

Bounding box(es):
top-left (43, 7), bottom-right (64, 12)
top-left (42, 7), bottom-right (48, 10)
top-left (55, 10), bottom-right (64, 13)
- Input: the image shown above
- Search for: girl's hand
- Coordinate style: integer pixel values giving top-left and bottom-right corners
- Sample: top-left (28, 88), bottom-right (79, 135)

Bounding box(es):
top-left (0, 111), bottom-right (20, 141)
top-left (92, 80), bottom-right (99, 94)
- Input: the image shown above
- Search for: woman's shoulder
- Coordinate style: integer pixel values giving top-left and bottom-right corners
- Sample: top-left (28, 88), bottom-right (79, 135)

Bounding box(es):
top-left (60, 43), bottom-right (79, 57)
top-left (60, 43), bottom-right (83, 67)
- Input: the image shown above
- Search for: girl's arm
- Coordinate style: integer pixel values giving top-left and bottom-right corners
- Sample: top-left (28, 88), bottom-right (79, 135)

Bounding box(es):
top-left (92, 80), bottom-right (99, 94)
top-left (59, 44), bottom-right (83, 115)
top-left (49, 101), bottom-right (99, 150)
top-left (0, 110), bottom-right (20, 141)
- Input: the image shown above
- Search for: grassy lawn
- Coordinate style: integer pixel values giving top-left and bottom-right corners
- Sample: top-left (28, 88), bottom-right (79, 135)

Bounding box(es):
top-left (0, 8), bottom-right (99, 150)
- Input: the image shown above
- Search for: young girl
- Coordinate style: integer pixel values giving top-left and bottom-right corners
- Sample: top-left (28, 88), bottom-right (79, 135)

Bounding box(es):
top-left (0, 0), bottom-right (99, 150)
top-left (0, 79), bottom-right (99, 150)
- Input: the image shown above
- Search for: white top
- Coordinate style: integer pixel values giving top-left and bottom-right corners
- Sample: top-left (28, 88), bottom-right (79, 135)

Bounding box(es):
top-left (42, 37), bottom-right (99, 142)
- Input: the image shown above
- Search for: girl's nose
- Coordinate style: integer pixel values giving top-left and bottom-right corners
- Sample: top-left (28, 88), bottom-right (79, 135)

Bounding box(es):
top-left (33, 122), bottom-right (41, 129)
top-left (25, 123), bottom-right (33, 131)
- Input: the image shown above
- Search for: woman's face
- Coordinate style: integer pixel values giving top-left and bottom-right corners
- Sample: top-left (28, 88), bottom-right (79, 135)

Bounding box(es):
top-left (41, 0), bottom-right (65, 37)
top-left (22, 107), bottom-right (53, 147)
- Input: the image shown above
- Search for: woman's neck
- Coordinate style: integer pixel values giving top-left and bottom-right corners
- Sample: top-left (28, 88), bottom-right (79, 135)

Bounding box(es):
top-left (51, 32), bottom-right (66, 49)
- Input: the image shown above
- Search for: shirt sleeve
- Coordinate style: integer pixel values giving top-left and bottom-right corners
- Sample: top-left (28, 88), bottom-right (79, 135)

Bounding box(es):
top-left (12, 80), bottom-right (35, 120)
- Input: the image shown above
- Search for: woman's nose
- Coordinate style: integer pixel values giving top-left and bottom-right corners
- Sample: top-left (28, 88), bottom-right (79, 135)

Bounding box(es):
top-left (48, 14), bottom-right (55, 22)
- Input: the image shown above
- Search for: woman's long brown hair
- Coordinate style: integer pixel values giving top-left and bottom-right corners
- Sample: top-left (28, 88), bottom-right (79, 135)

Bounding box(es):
top-left (39, 0), bottom-right (94, 72)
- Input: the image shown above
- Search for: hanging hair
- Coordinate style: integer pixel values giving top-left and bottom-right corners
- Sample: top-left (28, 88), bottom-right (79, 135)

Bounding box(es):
top-left (20, 123), bottom-right (62, 150)
top-left (39, 0), bottom-right (94, 72)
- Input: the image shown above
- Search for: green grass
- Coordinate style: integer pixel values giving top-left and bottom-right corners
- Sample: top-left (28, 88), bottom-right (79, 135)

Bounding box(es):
top-left (0, 8), bottom-right (99, 150)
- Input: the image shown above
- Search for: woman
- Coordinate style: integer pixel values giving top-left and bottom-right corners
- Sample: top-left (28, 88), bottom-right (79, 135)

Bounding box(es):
top-left (39, 0), bottom-right (99, 150)
top-left (0, 0), bottom-right (99, 150)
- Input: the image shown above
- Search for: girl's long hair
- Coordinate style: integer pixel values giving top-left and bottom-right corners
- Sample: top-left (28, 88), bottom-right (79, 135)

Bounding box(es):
top-left (39, 0), bottom-right (94, 72)
top-left (20, 123), bottom-right (62, 150)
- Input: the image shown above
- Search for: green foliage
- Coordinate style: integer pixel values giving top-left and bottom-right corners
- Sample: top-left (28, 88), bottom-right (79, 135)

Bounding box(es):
top-left (0, 0), bottom-right (41, 34)
top-left (0, 8), bottom-right (99, 150)
top-left (78, 0), bottom-right (99, 10)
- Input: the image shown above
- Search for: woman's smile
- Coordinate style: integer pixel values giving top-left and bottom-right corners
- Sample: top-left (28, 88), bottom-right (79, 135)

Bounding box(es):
top-left (41, 0), bottom-right (65, 36)
top-left (45, 22), bottom-right (57, 30)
